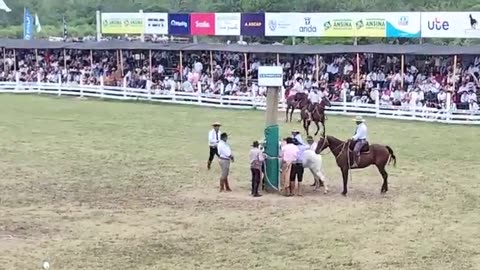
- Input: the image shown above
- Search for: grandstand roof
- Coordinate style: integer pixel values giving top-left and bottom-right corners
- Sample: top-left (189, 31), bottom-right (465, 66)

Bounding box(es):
top-left (0, 39), bottom-right (479, 55)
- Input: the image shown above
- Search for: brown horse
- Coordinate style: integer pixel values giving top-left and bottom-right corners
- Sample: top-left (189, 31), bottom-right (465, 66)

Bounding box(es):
top-left (315, 135), bottom-right (396, 196)
top-left (300, 97), bottom-right (331, 136)
top-left (285, 93), bottom-right (308, 122)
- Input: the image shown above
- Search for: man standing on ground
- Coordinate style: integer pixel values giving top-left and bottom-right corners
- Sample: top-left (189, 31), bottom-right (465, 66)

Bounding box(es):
top-left (290, 139), bottom-right (307, 196)
top-left (249, 141), bottom-right (264, 197)
top-left (280, 137), bottom-right (299, 196)
top-left (217, 132), bottom-right (234, 192)
top-left (207, 122), bottom-right (222, 170)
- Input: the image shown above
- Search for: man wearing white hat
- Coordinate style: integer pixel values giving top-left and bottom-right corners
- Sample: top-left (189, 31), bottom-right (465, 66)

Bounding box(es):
top-left (351, 116), bottom-right (367, 168)
top-left (291, 129), bottom-right (305, 145)
top-left (207, 122), bottom-right (222, 170)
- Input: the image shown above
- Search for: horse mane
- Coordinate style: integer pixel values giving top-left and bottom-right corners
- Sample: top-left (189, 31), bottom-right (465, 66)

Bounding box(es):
top-left (326, 135), bottom-right (345, 146)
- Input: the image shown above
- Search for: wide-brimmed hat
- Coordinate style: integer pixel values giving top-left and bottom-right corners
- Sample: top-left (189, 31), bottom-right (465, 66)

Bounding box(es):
top-left (212, 122), bottom-right (222, 126)
top-left (291, 129), bottom-right (300, 133)
top-left (353, 116), bottom-right (365, 122)
top-left (251, 141), bottom-right (259, 147)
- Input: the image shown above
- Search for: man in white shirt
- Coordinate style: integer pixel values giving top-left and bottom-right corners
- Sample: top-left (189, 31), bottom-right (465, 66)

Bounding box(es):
top-left (351, 116), bottom-right (368, 168)
top-left (217, 132), bottom-right (234, 192)
top-left (207, 122), bottom-right (222, 170)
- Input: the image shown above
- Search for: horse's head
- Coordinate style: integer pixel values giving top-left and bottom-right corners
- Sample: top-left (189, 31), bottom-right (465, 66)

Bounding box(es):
top-left (315, 136), bottom-right (329, 154)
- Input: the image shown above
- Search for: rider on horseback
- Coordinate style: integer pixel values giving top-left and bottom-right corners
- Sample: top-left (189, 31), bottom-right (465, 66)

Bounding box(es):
top-left (307, 86), bottom-right (321, 121)
top-left (351, 116), bottom-right (368, 168)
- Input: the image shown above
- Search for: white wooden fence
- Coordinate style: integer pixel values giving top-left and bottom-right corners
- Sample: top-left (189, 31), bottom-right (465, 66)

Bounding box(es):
top-left (0, 80), bottom-right (479, 125)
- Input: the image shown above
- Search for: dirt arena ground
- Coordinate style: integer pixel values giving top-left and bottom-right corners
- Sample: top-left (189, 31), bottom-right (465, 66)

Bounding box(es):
top-left (0, 95), bottom-right (479, 270)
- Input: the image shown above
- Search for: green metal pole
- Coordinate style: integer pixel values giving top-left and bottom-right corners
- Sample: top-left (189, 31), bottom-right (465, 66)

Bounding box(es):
top-left (264, 124), bottom-right (279, 191)
top-left (264, 87), bottom-right (279, 191)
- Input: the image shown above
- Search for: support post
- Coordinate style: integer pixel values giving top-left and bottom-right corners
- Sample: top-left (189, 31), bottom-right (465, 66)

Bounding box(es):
top-left (149, 49), bottom-right (152, 79)
top-left (356, 53), bottom-right (360, 87)
top-left (264, 87), bottom-right (279, 192)
top-left (209, 50), bottom-right (214, 74)
top-left (120, 49), bottom-right (124, 76)
top-left (452, 55), bottom-right (458, 91)
top-left (244, 53), bottom-right (248, 84)
top-left (179, 51), bottom-right (183, 83)
top-left (315, 54), bottom-right (319, 81)
top-left (258, 66), bottom-right (283, 192)
top-left (401, 54), bottom-right (405, 89)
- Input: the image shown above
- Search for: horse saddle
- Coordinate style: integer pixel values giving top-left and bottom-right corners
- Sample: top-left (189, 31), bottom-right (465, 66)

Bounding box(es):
top-left (349, 141), bottom-right (370, 153)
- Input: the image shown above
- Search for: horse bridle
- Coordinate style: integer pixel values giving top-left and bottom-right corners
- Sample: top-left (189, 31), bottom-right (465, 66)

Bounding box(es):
top-left (317, 137), bottom-right (347, 159)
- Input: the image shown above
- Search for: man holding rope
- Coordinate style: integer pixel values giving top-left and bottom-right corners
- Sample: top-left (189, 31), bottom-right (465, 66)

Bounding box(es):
top-left (249, 141), bottom-right (264, 197)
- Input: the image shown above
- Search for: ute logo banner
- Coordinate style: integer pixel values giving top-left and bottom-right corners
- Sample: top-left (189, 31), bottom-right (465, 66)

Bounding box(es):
top-left (190, 13), bottom-right (215, 35)
top-left (421, 12), bottom-right (480, 38)
top-left (215, 13), bottom-right (241, 36)
top-left (241, 13), bottom-right (265, 36)
top-left (168, 13), bottom-right (190, 35)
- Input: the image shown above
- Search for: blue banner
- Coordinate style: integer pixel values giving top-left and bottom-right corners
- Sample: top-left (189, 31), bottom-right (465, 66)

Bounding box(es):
top-left (168, 13), bottom-right (190, 35)
top-left (23, 8), bottom-right (34, 40)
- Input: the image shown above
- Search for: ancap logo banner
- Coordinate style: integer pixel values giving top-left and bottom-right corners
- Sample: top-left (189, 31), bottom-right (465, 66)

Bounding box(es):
top-left (190, 13), bottom-right (215, 35)
top-left (240, 13), bottom-right (265, 36)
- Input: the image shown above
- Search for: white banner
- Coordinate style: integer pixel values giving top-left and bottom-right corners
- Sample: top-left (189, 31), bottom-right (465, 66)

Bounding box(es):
top-left (291, 13), bottom-right (323, 37)
top-left (265, 13), bottom-right (294, 36)
top-left (215, 13), bottom-right (241, 36)
top-left (144, 13), bottom-right (168, 34)
top-left (421, 12), bottom-right (480, 38)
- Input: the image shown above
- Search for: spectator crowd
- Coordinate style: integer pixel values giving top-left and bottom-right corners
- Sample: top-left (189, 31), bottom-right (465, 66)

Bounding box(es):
top-left (0, 46), bottom-right (478, 112)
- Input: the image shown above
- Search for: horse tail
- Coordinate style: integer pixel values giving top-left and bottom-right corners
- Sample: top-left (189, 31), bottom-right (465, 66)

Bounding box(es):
top-left (386, 146), bottom-right (397, 167)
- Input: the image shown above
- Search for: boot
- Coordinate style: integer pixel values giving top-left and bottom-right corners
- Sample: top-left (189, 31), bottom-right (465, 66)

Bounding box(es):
top-left (224, 178), bottom-right (232, 192)
top-left (351, 156), bottom-right (359, 168)
top-left (297, 183), bottom-right (303, 196)
top-left (207, 160), bottom-right (212, 170)
top-left (289, 181), bottom-right (296, 196)
top-left (219, 178), bottom-right (225, 192)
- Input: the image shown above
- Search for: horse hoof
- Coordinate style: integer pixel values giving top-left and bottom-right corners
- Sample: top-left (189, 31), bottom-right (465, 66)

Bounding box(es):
top-left (341, 192), bottom-right (347, 196)
top-left (323, 190), bottom-right (328, 194)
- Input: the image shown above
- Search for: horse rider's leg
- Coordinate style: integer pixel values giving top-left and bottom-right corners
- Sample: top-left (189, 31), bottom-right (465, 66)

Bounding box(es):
top-left (352, 140), bottom-right (361, 168)
top-left (285, 107), bottom-right (289, 122)
top-left (376, 164), bottom-right (389, 193)
top-left (341, 167), bottom-right (349, 196)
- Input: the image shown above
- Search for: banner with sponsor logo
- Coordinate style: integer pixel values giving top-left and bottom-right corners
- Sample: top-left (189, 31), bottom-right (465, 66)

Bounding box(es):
top-left (421, 12), bottom-right (480, 38)
top-left (265, 13), bottom-right (294, 36)
top-left (168, 13), bottom-right (190, 35)
top-left (291, 13), bottom-right (322, 37)
top-left (385, 13), bottom-right (421, 38)
top-left (144, 13), bottom-right (168, 34)
top-left (101, 13), bottom-right (144, 34)
top-left (215, 13), bottom-right (241, 36)
top-left (241, 13), bottom-right (265, 36)
top-left (190, 13), bottom-right (215, 35)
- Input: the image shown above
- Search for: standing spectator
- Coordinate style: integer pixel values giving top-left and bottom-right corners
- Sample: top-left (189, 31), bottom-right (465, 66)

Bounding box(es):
top-left (217, 132), bottom-right (234, 192)
top-left (280, 137), bottom-right (299, 197)
top-left (291, 139), bottom-right (307, 196)
top-left (207, 122), bottom-right (221, 170)
top-left (249, 141), bottom-right (264, 197)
